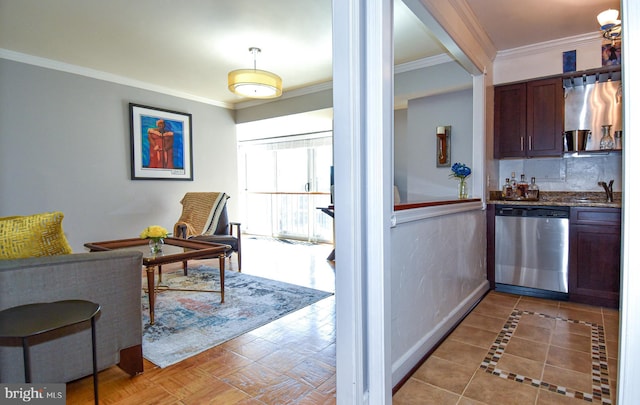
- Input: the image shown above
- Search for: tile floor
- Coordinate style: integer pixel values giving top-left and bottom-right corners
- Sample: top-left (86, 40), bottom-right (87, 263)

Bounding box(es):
top-left (393, 291), bottom-right (619, 405)
top-left (66, 237), bottom-right (619, 404)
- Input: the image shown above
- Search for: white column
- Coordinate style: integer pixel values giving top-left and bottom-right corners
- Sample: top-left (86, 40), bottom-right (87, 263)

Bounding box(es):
top-left (617, 0), bottom-right (640, 402)
top-left (333, 0), bottom-right (393, 403)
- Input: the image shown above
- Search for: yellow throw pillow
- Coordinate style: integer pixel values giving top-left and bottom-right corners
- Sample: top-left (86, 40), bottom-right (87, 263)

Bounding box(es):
top-left (0, 212), bottom-right (73, 259)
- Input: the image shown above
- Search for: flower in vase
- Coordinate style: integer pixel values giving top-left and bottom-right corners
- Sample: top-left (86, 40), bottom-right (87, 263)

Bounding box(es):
top-left (449, 162), bottom-right (471, 199)
top-left (140, 225), bottom-right (170, 242)
top-left (449, 162), bottom-right (471, 180)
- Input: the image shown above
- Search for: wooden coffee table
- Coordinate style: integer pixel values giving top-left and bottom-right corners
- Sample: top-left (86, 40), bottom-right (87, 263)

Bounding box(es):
top-left (84, 237), bottom-right (230, 325)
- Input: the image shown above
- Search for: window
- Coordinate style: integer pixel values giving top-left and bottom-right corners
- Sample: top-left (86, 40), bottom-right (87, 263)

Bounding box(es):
top-left (238, 132), bottom-right (333, 242)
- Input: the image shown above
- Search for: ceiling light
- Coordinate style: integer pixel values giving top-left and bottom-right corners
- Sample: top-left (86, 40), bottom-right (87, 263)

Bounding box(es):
top-left (228, 47), bottom-right (282, 99)
top-left (597, 9), bottom-right (621, 41)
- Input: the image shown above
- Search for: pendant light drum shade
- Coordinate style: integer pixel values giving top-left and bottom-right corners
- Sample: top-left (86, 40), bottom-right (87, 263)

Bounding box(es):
top-left (228, 68), bottom-right (282, 99)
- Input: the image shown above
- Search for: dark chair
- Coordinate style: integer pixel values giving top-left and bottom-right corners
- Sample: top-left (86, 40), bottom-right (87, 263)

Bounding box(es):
top-left (173, 192), bottom-right (241, 272)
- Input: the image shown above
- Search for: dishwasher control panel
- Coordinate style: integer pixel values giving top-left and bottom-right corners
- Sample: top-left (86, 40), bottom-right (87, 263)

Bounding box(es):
top-left (495, 205), bottom-right (569, 218)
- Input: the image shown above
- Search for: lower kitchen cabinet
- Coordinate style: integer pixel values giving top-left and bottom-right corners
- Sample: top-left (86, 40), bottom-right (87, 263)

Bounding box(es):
top-left (569, 207), bottom-right (621, 308)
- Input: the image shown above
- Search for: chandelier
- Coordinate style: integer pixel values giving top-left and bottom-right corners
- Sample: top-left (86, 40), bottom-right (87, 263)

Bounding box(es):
top-left (228, 47), bottom-right (282, 99)
top-left (597, 9), bottom-right (621, 41)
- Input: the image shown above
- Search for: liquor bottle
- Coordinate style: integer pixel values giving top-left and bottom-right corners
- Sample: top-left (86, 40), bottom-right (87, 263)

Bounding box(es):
top-left (517, 174), bottom-right (528, 198)
top-left (502, 178), bottom-right (513, 199)
top-left (528, 177), bottom-right (539, 200)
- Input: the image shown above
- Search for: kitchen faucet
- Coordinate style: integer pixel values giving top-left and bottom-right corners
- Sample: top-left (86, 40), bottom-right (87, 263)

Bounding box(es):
top-left (598, 180), bottom-right (614, 202)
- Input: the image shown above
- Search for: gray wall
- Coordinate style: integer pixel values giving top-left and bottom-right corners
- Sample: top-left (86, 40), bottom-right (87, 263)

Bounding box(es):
top-left (0, 59), bottom-right (238, 251)
top-left (236, 60), bottom-right (472, 124)
top-left (401, 88), bottom-right (474, 201)
top-left (394, 61), bottom-right (471, 104)
top-left (393, 108), bottom-right (409, 202)
top-left (235, 89), bottom-right (333, 124)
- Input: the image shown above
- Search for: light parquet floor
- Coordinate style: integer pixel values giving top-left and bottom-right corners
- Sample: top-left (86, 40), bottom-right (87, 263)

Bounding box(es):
top-left (67, 236), bottom-right (336, 404)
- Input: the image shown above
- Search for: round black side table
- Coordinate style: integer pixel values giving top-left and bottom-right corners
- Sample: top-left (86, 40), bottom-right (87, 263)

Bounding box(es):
top-left (0, 300), bottom-right (101, 404)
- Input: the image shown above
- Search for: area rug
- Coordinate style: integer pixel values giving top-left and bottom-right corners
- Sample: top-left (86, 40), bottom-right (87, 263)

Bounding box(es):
top-left (141, 265), bottom-right (333, 368)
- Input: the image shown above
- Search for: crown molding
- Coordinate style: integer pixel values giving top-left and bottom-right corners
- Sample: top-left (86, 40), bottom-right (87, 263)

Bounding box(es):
top-left (495, 32), bottom-right (602, 61)
top-left (445, 0), bottom-right (496, 62)
top-left (2, 47), bottom-right (456, 111)
top-left (394, 53), bottom-right (453, 73)
top-left (0, 48), bottom-right (233, 109)
top-left (405, 0), bottom-right (494, 75)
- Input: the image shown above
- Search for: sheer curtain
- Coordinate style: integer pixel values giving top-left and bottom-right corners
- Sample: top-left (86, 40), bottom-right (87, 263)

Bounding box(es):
top-left (238, 132), bottom-right (333, 242)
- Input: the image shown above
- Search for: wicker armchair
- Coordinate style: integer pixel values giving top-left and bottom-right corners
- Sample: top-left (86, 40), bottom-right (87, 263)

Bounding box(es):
top-left (173, 192), bottom-right (241, 272)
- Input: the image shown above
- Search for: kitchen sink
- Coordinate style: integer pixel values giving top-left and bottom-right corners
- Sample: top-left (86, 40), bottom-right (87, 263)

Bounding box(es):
top-left (500, 192), bottom-right (619, 206)
top-left (573, 197), bottom-right (605, 203)
top-left (535, 195), bottom-right (605, 204)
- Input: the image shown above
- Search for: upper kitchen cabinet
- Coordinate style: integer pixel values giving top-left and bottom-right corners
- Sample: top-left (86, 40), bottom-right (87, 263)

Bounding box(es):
top-left (494, 82), bottom-right (526, 158)
top-left (494, 77), bottom-right (564, 158)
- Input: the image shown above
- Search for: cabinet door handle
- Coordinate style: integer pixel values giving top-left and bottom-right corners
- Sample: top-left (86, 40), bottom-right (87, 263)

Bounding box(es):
top-left (528, 136), bottom-right (532, 150)
top-left (520, 137), bottom-right (524, 151)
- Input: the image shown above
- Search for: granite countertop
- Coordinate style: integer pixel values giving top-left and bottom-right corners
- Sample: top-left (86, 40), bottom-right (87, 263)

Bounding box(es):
top-left (487, 191), bottom-right (622, 208)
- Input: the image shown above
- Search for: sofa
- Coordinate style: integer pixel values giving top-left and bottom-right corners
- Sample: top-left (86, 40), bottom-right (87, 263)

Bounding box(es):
top-left (0, 250), bottom-right (144, 383)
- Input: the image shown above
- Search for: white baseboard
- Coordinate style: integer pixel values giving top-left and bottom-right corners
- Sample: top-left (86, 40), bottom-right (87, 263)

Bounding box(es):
top-left (391, 280), bottom-right (490, 387)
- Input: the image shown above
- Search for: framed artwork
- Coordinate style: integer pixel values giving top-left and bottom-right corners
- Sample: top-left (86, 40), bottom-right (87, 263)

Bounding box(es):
top-left (562, 50), bottom-right (576, 73)
top-left (602, 40), bottom-right (621, 66)
top-left (129, 103), bottom-right (193, 181)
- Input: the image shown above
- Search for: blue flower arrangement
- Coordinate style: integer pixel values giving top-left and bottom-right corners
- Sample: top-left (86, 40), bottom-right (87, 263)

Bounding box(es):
top-left (450, 162), bottom-right (471, 199)
top-left (449, 162), bottom-right (471, 180)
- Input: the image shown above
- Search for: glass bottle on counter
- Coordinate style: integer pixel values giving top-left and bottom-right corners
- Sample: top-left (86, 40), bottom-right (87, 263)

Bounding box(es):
top-left (516, 174), bottom-right (529, 198)
top-left (599, 124), bottom-right (615, 150)
top-left (528, 177), bottom-right (539, 200)
top-left (510, 172), bottom-right (517, 192)
top-left (502, 178), bottom-right (513, 199)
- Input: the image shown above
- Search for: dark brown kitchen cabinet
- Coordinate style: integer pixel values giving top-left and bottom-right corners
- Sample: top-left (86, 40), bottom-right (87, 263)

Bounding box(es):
top-left (494, 77), bottom-right (564, 158)
top-left (494, 83), bottom-right (526, 157)
top-left (569, 207), bottom-right (621, 308)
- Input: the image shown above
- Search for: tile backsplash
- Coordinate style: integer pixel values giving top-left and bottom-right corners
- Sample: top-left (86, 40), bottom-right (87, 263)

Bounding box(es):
top-left (498, 154), bottom-right (622, 192)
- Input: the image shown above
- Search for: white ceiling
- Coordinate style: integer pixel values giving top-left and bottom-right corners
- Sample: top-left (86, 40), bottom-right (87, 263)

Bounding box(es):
top-left (0, 0), bottom-right (619, 108)
top-left (465, 0), bottom-right (619, 50)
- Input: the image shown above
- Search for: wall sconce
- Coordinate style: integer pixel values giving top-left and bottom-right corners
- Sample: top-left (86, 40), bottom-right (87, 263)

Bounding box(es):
top-left (436, 126), bottom-right (451, 167)
top-left (597, 9), bottom-right (622, 41)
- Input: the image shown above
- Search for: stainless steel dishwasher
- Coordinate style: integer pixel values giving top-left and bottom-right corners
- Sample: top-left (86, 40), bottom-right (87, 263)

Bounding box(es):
top-left (494, 205), bottom-right (570, 298)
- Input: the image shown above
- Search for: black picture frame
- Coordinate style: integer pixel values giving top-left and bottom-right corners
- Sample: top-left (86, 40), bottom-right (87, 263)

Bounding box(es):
top-left (129, 103), bottom-right (193, 181)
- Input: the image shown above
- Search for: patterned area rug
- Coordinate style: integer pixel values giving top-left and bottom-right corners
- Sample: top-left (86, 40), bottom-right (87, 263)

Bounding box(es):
top-left (142, 266), bottom-right (333, 368)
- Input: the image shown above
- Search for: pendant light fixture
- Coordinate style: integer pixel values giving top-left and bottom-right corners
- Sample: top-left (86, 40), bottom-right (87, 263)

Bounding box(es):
top-left (228, 47), bottom-right (282, 99)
